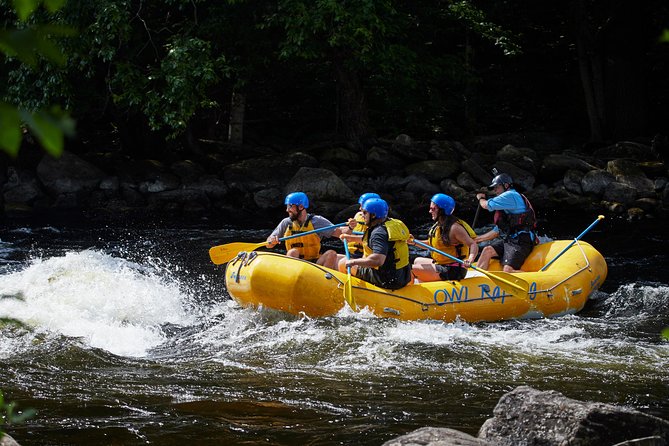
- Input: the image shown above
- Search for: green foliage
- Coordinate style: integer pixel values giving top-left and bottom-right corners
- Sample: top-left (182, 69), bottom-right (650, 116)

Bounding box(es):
top-left (0, 0), bottom-right (75, 156)
top-left (661, 29), bottom-right (669, 43)
top-left (662, 327), bottom-right (669, 340)
top-left (0, 389), bottom-right (36, 438)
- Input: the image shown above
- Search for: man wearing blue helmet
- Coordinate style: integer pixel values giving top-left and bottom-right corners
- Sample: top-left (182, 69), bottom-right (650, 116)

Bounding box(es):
top-left (338, 192), bottom-right (380, 260)
top-left (339, 198), bottom-right (412, 290)
top-left (410, 193), bottom-right (478, 282)
top-left (475, 173), bottom-right (537, 272)
top-left (266, 192), bottom-right (343, 268)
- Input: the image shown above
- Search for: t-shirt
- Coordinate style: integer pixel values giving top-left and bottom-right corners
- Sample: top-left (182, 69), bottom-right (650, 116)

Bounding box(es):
top-left (487, 189), bottom-right (526, 214)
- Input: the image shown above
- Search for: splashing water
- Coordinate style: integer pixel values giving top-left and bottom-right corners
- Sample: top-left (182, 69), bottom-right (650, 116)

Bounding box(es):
top-left (0, 250), bottom-right (196, 357)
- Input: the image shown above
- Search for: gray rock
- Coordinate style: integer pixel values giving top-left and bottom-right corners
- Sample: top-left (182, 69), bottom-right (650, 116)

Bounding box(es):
top-left (188, 175), bottom-right (229, 200)
top-left (563, 169), bottom-right (584, 194)
top-left (404, 175), bottom-right (440, 195)
top-left (383, 427), bottom-right (490, 446)
top-left (496, 144), bottom-right (539, 174)
top-left (456, 171), bottom-right (479, 191)
top-left (366, 146), bottom-right (404, 172)
top-left (581, 169), bottom-right (616, 196)
top-left (1, 433), bottom-right (21, 446)
top-left (254, 188), bottom-right (283, 209)
top-left (36, 151), bottom-right (106, 194)
top-left (478, 386), bottom-right (669, 446)
top-left (3, 168), bottom-right (45, 204)
top-left (405, 160), bottom-right (460, 182)
top-left (284, 167), bottom-right (355, 203)
top-left (541, 153), bottom-right (597, 182)
top-left (594, 141), bottom-right (656, 161)
top-left (461, 159), bottom-right (493, 188)
top-left (607, 159), bottom-right (655, 197)
top-left (603, 181), bottom-right (638, 204)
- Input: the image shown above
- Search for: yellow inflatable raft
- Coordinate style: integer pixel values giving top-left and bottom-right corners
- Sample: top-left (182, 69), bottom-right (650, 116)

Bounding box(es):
top-left (223, 240), bottom-right (607, 322)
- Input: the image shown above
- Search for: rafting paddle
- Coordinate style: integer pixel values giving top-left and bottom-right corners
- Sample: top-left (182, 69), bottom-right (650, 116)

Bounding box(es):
top-left (540, 215), bottom-right (604, 272)
top-left (209, 222), bottom-right (347, 265)
top-left (342, 241), bottom-right (355, 308)
top-left (412, 240), bottom-right (529, 293)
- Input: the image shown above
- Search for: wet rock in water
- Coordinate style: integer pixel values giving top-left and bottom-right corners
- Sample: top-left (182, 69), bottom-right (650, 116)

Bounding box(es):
top-left (478, 386), bottom-right (669, 446)
top-left (382, 427), bottom-right (490, 446)
top-left (0, 433), bottom-right (21, 446)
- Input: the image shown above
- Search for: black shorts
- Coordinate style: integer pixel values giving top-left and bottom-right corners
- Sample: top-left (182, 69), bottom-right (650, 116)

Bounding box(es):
top-left (489, 234), bottom-right (534, 270)
top-left (435, 264), bottom-right (467, 281)
top-left (355, 266), bottom-right (411, 290)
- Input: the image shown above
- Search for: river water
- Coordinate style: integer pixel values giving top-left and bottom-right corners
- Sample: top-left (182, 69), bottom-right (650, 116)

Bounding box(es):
top-left (0, 214), bottom-right (667, 445)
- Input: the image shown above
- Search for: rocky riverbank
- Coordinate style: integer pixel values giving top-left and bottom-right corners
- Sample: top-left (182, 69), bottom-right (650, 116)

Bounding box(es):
top-left (1, 132), bottom-right (667, 226)
top-left (384, 386), bottom-right (669, 446)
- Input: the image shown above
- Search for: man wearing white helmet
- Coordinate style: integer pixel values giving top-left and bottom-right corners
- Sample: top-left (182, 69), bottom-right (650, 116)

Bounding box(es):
top-left (475, 173), bottom-right (537, 272)
top-left (266, 191), bottom-right (343, 269)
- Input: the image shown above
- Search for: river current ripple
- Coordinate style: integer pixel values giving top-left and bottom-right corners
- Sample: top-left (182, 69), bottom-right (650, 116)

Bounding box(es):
top-left (0, 216), bottom-right (667, 445)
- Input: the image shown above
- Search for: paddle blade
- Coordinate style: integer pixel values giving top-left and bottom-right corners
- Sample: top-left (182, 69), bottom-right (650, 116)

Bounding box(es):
top-left (483, 270), bottom-right (529, 293)
top-left (209, 241), bottom-right (265, 265)
top-left (344, 278), bottom-right (354, 307)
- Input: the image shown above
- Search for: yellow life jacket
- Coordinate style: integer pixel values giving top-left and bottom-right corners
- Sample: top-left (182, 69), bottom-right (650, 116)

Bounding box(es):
top-left (347, 211), bottom-right (367, 255)
top-left (362, 218), bottom-right (410, 270)
top-left (283, 215), bottom-right (321, 260)
top-left (428, 218), bottom-right (477, 265)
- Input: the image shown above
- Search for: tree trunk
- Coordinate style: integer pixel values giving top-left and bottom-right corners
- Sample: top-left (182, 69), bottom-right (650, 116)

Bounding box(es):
top-left (574, 0), bottom-right (605, 142)
top-left (228, 88), bottom-right (246, 146)
top-left (574, 0), bottom-right (648, 142)
top-left (332, 51), bottom-right (374, 151)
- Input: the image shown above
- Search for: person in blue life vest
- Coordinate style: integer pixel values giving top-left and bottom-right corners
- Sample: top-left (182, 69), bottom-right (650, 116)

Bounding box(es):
top-left (475, 173), bottom-right (537, 272)
top-left (337, 192), bottom-right (380, 264)
top-left (338, 198), bottom-right (412, 290)
top-left (266, 192), bottom-right (343, 269)
top-left (409, 193), bottom-right (479, 282)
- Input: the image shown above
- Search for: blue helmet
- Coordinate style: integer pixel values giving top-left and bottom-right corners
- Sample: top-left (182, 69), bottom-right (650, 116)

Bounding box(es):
top-left (431, 193), bottom-right (455, 215)
top-left (284, 192), bottom-right (309, 208)
top-left (361, 198), bottom-right (388, 220)
top-left (358, 192), bottom-right (380, 205)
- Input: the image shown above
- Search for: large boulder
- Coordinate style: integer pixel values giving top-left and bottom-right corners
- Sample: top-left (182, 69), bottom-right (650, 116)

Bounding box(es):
top-left (36, 151), bottom-right (106, 195)
top-left (223, 152), bottom-right (318, 192)
top-left (284, 167), bottom-right (355, 205)
top-left (581, 169), bottom-right (616, 196)
top-left (478, 386), bottom-right (669, 446)
top-left (3, 167), bottom-right (45, 204)
top-left (496, 144), bottom-right (540, 175)
top-left (383, 427), bottom-right (490, 446)
top-left (607, 159), bottom-right (655, 198)
top-left (540, 153), bottom-right (597, 183)
top-left (405, 160), bottom-right (460, 182)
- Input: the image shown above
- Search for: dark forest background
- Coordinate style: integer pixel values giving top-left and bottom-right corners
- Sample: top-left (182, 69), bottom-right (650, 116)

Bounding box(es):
top-left (1, 0), bottom-right (668, 161)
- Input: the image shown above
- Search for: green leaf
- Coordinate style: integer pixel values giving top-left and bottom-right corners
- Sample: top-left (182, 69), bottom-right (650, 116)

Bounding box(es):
top-left (662, 327), bottom-right (669, 340)
top-left (12, 0), bottom-right (41, 22)
top-left (660, 29), bottom-right (669, 43)
top-left (20, 108), bottom-right (75, 157)
top-left (0, 104), bottom-right (23, 157)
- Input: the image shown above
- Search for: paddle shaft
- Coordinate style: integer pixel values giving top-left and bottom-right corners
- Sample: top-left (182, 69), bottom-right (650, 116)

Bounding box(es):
top-left (209, 222), bottom-right (347, 265)
top-left (472, 201), bottom-right (482, 228)
top-left (413, 240), bottom-right (527, 292)
top-left (342, 240), bottom-right (354, 307)
top-left (539, 215), bottom-right (604, 272)
top-left (413, 240), bottom-right (475, 271)
top-left (277, 222), bottom-right (347, 243)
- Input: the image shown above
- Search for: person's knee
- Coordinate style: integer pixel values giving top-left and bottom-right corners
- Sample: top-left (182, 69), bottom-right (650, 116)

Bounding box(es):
top-left (481, 246), bottom-right (495, 257)
top-left (286, 248), bottom-right (300, 258)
